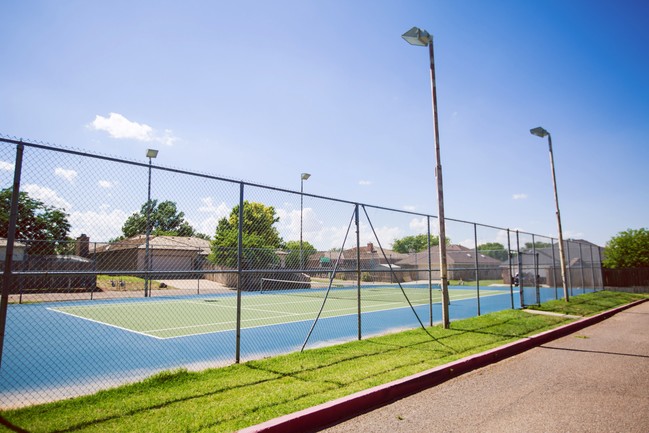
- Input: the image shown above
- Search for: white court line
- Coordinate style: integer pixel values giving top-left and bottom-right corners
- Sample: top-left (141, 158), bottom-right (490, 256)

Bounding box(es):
top-left (185, 300), bottom-right (309, 316)
top-left (49, 290), bottom-right (507, 340)
top-left (47, 308), bottom-right (167, 339)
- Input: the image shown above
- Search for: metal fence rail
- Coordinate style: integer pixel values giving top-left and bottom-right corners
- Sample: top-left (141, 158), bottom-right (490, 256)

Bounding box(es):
top-left (0, 137), bottom-right (603, 408)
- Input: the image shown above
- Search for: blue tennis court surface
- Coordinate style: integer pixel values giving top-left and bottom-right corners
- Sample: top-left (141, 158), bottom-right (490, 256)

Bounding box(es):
top-left (0, 285), bottom-right (591, 407)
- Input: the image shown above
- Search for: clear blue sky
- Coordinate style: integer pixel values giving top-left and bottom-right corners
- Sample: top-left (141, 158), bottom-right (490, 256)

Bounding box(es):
top-left (1, 0), bottom-right (648, 249)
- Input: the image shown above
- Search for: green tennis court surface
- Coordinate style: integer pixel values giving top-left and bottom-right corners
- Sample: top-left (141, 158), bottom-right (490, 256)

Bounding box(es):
top-left (49, 287), bottom-right (503, 339)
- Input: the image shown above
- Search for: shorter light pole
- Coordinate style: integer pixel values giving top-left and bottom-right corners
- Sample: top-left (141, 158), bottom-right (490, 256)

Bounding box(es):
top-left (300, 173), bottom-right (311, 271)
top-left (144, 148), bottom-right (158, 298)
top-left (530, 127), bottom-right (569, 302)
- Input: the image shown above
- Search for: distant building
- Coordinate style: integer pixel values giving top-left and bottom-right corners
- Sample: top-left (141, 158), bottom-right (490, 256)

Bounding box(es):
top-left (1, 237), bottom-right (95, 293)
top-left (0, 238), bottom-right (26, 262)
top-left (503, 239), bottom-right (603, 287)
top-left (306, 243), bottom-right (408, 282)
top-left (91, 235), bottom-right (211, 278)
top-left (397, 244), bottom-right (503, 281)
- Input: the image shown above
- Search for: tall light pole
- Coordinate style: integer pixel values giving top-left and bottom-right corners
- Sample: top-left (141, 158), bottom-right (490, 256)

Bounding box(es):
top-left (530, 127), bottom-right (569, 302)
top-left (144, 148), bottom-right (158, 297)
top-left (300, 173), bottom-right (311, 271)
top-left (402, 26), bottom-right (450, 328)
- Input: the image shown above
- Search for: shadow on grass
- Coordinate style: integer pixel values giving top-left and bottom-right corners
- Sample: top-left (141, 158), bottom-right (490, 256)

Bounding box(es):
top-left (0, 415), bottom-right (30, 433)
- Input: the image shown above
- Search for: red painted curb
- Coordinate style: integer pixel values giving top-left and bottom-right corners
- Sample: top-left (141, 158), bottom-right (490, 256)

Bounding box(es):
top-left (238, 299), bottom-right (647, 433)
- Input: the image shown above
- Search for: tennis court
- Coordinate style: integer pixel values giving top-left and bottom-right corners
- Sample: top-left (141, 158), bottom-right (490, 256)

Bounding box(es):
top-left (1, 283), bottom-right (519, 407)
top-left (49, 283), bottom-right (504, 339)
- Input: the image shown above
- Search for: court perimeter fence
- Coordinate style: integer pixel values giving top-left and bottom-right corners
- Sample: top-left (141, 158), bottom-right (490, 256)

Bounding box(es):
top-left (0, 137), bottom-right (604, 408)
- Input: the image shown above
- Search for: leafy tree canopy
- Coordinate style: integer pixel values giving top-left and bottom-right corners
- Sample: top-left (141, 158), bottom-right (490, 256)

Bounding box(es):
top-left (119, 200), bottom-right (200, 240)
top-left (0, 187), bottom-right (71, 255)
top-left (524, 242), bottom-right (552, 250)
top-left (603, 228), bottom-right (649, 269)
top-left (477, 242), bottom-right (508, 261)
top-left (209, 201), bottom-right (283, 269)
top-left (282, 240), bottom-right (317, 269)
top-left (392, 234), bottom-right (448, 254)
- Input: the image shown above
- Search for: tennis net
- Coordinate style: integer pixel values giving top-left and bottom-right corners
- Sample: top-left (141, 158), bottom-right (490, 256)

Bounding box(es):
top-left (259, 278), bottom-right (439, 305)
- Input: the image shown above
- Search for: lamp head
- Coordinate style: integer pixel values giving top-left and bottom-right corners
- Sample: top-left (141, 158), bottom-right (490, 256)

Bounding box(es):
top-left (402, 27), bottom-right (432, 46)
top-left (301, 173), bottom-right (311, 181)
top-left (146, 149), bottom-right (159, 158)
top-left (530, 127), bottom-right (549, 138)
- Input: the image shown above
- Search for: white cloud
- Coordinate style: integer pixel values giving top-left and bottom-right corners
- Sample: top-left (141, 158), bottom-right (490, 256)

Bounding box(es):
top-left (358, 180), bottom-right (372, 186)
top-left (403, 205), bottom-right (416, 212)
top-left (458, 238), bottom-right (475, 248)
top-left (409, 217), bottom-right (427, 232)
top-left (512, 193), bottom-right (528, 200)
top-left (195, 197), bottom-right (232, 236)
top-left (54, 167), bottom-right (78, 183)
top-left (562, 229), bottom-right (584, 240)
top-left (90, 112), bottom-right (153, 141)
top-left (495, 230), bottom-right (511, 246)
top-left (0, 160), bottom-right (14, 171)
top-left (22, 184), bottom-right (71, 210)
top-left (365, 224), bottom-right (403, 249)
top-left (198, 197), bottom-right (230, 216)
top-left (267, 204), bottom-right (407, 251)
top-left (98, 180), bottom-right (115, 188)
top-left (69, 207), bottom-right (129, 241)
top-left (159, 129), bottom-right (179, 146)
top-left (309, 221), bottom-right (365, 251)
top-left (89, 112), bottom-right (178, 145)
top-left (275, 207), bottom-right (324, 244)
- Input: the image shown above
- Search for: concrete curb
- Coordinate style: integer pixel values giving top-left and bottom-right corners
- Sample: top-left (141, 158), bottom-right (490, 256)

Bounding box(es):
top-left (238, 299), bottom-right (647, 433)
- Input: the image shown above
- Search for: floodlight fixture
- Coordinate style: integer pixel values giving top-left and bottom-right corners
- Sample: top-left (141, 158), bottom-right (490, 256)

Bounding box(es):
top-left (402, 26), bottom-right (432, 46)
top-left (301, 172), bottom-right (311, 180)
top-left (146, 149), bottom-right (159, 158)
top-left (530, 127), bottom-right (549, 138)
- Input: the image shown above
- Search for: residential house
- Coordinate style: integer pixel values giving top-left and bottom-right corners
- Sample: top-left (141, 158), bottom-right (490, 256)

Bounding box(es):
top-left (91, 235), bottom-right (211, 278)
top-left (503, 239), bottom-right (603, 288)
top-left (307, 243), bottom-right (408, 282)
top-left (397, 244), bottom-right (503, 282)
top-left (1, 237), bottom-right (95, 293)
top-left (0, 238), bottom-right (26, 262)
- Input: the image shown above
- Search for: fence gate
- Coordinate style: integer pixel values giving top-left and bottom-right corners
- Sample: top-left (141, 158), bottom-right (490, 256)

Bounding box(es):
top-left (516, 251), bottom-right (541, 307)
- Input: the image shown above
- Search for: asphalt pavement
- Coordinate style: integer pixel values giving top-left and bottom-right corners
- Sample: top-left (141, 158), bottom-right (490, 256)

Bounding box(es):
top-left (320, 301), bottom-right (649, 433)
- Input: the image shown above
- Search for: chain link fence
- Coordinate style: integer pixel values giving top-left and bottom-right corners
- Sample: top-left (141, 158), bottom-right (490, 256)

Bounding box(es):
top-left (0, 137), bottom-right (603, 408)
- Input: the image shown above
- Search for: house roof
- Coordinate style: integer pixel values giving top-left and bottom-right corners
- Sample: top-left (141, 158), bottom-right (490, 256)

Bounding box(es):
top-left (310, 243), bottom-right (408, 262)
top-left (517, 239), bottom-right (602, 267)
top-left (95, 235), bottom-right (211, 254)
top-left (396, 244), bottom-right (503, 267)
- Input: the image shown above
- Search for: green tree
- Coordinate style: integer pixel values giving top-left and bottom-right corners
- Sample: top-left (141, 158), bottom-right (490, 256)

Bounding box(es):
top-left (603, 228), bottom-right (649, 268)
top-left (209, 201), bottom-right (283, 269)
top-left (524, 241), bottom-right (552, 250)
top-left (477, 242), bottom-right (508, 261)
top-left (283, 240), bottom-right (317, 269)
top-left (392, 234), bottom-right (448, 254)
top-left (0, 187), bottom-right (71, 255)
top-left (119, 200), bottom-right (198, 239)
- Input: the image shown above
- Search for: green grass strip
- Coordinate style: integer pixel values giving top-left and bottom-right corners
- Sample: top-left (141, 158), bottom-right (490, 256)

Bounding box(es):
top-left (1, 291), bottom-right (645, 433)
